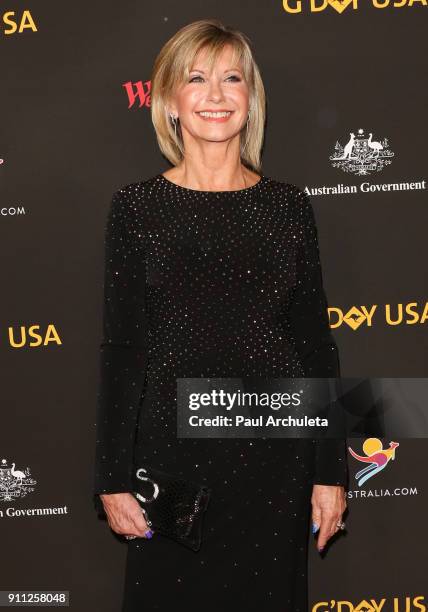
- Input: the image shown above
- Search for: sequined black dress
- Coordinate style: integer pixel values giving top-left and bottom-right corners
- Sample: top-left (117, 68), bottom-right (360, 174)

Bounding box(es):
top-left (93, 173), bottom-right (347, 612)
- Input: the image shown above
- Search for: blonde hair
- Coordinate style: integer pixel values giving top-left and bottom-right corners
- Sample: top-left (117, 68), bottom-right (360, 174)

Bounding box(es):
top-left (150, 19), bottom-right (266, 173)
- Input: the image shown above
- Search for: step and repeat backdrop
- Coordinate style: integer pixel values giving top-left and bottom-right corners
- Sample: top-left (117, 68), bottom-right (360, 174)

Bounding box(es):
top-left (1, 1), bottom-right (427, 611)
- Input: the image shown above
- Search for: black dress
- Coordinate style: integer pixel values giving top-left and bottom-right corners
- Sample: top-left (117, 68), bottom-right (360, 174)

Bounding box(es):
top-left (93, 173), bottom-right (348, 612)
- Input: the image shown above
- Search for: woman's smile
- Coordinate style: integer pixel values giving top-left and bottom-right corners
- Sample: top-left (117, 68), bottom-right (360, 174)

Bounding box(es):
top-left (195, 110), bottom-right (234, 122)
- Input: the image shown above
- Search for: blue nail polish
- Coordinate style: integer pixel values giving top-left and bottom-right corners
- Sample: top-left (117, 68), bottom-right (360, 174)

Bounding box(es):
top-left (145, 529), bottom-right (154, 539)
top-left (312, 522), bottom-right (319, 534)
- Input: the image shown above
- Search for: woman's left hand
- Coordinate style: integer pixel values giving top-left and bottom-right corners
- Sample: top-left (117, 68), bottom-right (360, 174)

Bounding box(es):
top-left (311, 484), bottom-right (347, 552)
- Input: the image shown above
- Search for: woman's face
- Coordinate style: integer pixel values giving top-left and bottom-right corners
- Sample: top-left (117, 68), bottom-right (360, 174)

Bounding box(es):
top-left (170, 44), bottom-right (250, 146)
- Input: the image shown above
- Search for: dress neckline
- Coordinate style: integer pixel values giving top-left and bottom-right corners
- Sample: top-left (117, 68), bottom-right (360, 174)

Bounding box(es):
top-left (157, 172), bottom-right (266, 195)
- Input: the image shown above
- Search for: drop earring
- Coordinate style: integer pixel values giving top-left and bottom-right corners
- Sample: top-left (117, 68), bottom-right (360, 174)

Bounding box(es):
top-left (170, 113), bottom-right (178, 140)
top-left (243, 108), bottom-right (251, 151)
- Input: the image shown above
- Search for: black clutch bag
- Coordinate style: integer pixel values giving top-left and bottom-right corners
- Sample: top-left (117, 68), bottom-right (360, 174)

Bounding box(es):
top-left (131, 465), bottom-right (211, 552)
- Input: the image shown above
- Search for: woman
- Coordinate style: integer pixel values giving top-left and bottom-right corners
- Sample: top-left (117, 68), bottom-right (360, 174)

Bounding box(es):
top-left (93, 18), bottom-right (347, 612)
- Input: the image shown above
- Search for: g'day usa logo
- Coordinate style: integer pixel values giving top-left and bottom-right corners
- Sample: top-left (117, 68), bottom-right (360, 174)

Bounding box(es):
top-left (282, 1), bottom-right (424, 14)
top-left (0, 457), bottom-right (37, 502)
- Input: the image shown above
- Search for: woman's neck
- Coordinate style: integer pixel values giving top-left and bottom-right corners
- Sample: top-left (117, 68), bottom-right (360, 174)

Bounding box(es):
top-left (162, 162), bottom-right (260, 192)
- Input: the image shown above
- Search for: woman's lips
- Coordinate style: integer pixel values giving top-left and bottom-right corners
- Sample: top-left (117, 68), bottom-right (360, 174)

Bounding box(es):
top-left (195, 111), bottom-right (234, 123)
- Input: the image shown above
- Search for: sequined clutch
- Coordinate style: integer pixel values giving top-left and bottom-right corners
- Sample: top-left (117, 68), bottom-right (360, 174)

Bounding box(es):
top-left (131, 465), bottom-right (211, 552)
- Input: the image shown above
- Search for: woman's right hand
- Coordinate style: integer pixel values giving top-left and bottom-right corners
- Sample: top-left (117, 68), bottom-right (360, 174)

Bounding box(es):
top-left (100, 492), bottom-right (153, 539)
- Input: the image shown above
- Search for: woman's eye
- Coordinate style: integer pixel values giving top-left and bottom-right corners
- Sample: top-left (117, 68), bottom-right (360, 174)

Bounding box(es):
top-left (189, 75), bottom-right (242, 83)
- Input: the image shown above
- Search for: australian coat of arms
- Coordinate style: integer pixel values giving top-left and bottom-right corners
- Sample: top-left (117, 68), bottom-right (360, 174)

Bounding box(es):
top-left (330, 128), bottom-right (394, 176)
top-left (0, 457), bottom-right (37, 502)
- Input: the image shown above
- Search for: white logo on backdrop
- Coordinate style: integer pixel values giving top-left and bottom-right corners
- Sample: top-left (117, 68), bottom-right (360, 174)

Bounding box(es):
top-left (330, 128), bottom-right (394, 176)
top-left (0, 458), bottom-right (37, 502)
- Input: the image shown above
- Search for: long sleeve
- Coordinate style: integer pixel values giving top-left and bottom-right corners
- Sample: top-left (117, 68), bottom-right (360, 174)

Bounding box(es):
top-left (287, 187), bottom-right (348, 487)
top-left (93, 187), bottom-right (149, 513)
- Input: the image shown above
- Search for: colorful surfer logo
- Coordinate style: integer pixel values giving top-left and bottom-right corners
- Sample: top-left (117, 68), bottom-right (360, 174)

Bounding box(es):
top-left (348, 438), bottom-right (399, 486)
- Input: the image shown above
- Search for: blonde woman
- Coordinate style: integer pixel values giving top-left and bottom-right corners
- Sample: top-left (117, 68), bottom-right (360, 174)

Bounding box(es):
top-left (94, 18), bottom-right (347, 612)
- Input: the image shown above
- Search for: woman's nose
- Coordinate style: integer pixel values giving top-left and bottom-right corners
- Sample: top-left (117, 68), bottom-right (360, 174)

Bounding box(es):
top-left (207, 80), bottom-right (224, 101)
